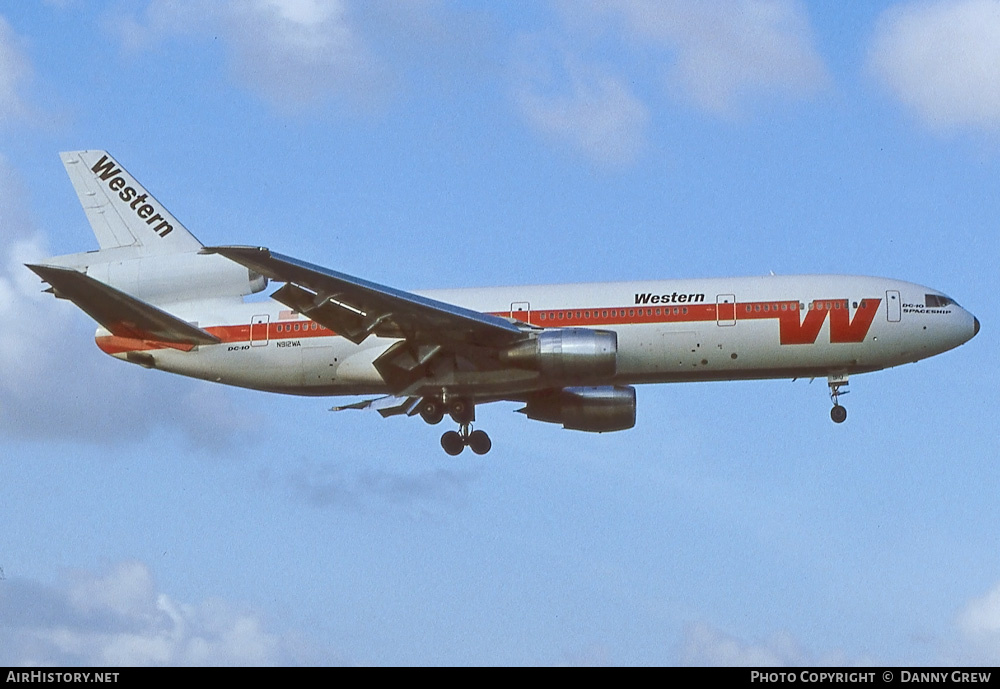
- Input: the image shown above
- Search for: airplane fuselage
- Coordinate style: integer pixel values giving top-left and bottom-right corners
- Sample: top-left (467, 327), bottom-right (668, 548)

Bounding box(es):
top-left (95, 273), bottom-right (978, 398)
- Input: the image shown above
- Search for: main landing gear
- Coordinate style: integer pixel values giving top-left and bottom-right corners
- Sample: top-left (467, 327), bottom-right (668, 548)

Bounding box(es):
top-left (419, 395), bottom-right (493, 455)
top-left (440, 425), bottom-right (492, 456)
top-left (828, 375), bottom-right (849, 424)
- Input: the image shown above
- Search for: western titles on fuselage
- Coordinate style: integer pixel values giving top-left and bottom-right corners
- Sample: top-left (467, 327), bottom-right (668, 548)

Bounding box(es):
top-left (634, 291), bottom-right (706, 305)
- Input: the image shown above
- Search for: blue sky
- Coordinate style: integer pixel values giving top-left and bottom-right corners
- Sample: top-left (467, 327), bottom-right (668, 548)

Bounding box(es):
top-left (0, 0), bottom-right (998, 666)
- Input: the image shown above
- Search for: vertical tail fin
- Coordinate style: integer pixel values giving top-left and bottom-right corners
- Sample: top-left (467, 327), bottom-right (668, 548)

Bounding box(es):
top-left (60, 150), bottom-right (202, 254)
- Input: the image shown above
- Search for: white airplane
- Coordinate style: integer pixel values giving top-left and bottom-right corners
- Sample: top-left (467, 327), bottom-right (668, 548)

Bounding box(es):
top-left (29, 151), bottom-right (979, 455)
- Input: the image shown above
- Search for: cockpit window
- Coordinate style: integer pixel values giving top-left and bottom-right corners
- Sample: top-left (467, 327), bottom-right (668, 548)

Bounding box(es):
top-left (925, 294), bottom-right (958, 308)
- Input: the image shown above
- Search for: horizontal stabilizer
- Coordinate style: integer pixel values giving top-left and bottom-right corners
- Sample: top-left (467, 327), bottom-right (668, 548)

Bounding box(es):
top-left (26, 264), bottom-right (220, 346)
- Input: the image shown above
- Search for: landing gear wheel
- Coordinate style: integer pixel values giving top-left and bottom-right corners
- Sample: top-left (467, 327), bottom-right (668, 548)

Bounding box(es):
top-left (447, 398), bottom-right (474, 425)
top-left (440, 430), bottom-right (465, 456)
top-left (827, 376), bottom-right (850, 425)
top-left (419, 399), bottom-right (444, 425)
top-left (467, 429), bottom-right (492, 455)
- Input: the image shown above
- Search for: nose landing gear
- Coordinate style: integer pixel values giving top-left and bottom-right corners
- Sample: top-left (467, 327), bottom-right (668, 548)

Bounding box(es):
top-left (828, 375), bottom-right (849, 424)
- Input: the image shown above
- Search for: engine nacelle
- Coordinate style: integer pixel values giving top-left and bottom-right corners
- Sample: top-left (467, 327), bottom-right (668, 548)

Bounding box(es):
top-left (83, 251), bottom-right (267, 305)
top-left (501, 328), bottom-right (617, 379)
top-left (520, 386), bottom-right (636, 432)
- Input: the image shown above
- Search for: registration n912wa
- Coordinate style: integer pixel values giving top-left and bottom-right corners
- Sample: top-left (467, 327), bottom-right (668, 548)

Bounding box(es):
top-left (28, 151), bottom-right (979, 455)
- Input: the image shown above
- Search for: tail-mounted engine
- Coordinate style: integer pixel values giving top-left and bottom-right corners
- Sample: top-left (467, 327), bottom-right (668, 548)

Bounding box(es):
top-left (501, 328), bottom-right (617, 379)
top-left (83, 252), bottom-right (268, 305)
top-left (519, 385), bottom-right (636, 432)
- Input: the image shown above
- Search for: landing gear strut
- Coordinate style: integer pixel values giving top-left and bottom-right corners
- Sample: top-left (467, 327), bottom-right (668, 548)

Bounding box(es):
top-left (828, 375), bottom-right (849, 424)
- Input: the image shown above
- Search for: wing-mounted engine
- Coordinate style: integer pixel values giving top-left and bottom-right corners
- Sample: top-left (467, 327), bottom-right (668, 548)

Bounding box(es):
top-left (501, 328), bottom-right (617, 379)
top-left (519, 385), bottom-right (636, 432)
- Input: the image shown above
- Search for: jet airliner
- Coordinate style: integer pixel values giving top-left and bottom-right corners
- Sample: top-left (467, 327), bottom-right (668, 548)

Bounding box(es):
top-left (28, 151), bottom-right (979, 454)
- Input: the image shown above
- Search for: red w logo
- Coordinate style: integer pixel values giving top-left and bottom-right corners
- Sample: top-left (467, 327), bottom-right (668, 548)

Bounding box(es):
top-left (778, 299), bottom-right (881, 345)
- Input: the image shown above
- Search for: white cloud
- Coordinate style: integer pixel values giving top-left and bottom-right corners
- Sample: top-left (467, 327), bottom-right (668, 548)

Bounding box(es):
top-left (0, 561), bottom-right (290, 666)
top-left (870, 0), bottom-right (1000, 131)
top-left (512, 1), bottom-right (826, 164)
top-left (0, 154), bottom-right (71, 396)
top-left (682, 582), bottom-right (1000, 667)
top-left (513, 45), bottom-right (650, 166)
top-left (220, 0), bottom-right (387, 110)
top-left (110, 0), bottom-right (387, 111)
top-left (680, 621), bottom-right (808, 666)
top-left (678, 621), bottom-right (869, 666)
top-left (956, 581), bottom-right (1000, 662)
top-left (0, 14), bottom-right (32, 124)
top-left (572, 0), bottom-right (828, 114)
top-left (960, 583), bottom-right (1000, 636)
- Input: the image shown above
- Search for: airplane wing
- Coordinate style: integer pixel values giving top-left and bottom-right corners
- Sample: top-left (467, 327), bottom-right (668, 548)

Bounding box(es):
top-left (203, 245), bottom-right (531, 392)
top-left (203, 246), bottom-right (525, 347)
top-left (26, 264), bottom-right (220, 346)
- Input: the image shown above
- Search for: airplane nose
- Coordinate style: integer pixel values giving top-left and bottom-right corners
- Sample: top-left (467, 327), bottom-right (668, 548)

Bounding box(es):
top-left (974, 316), bottom-right (980, 337)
